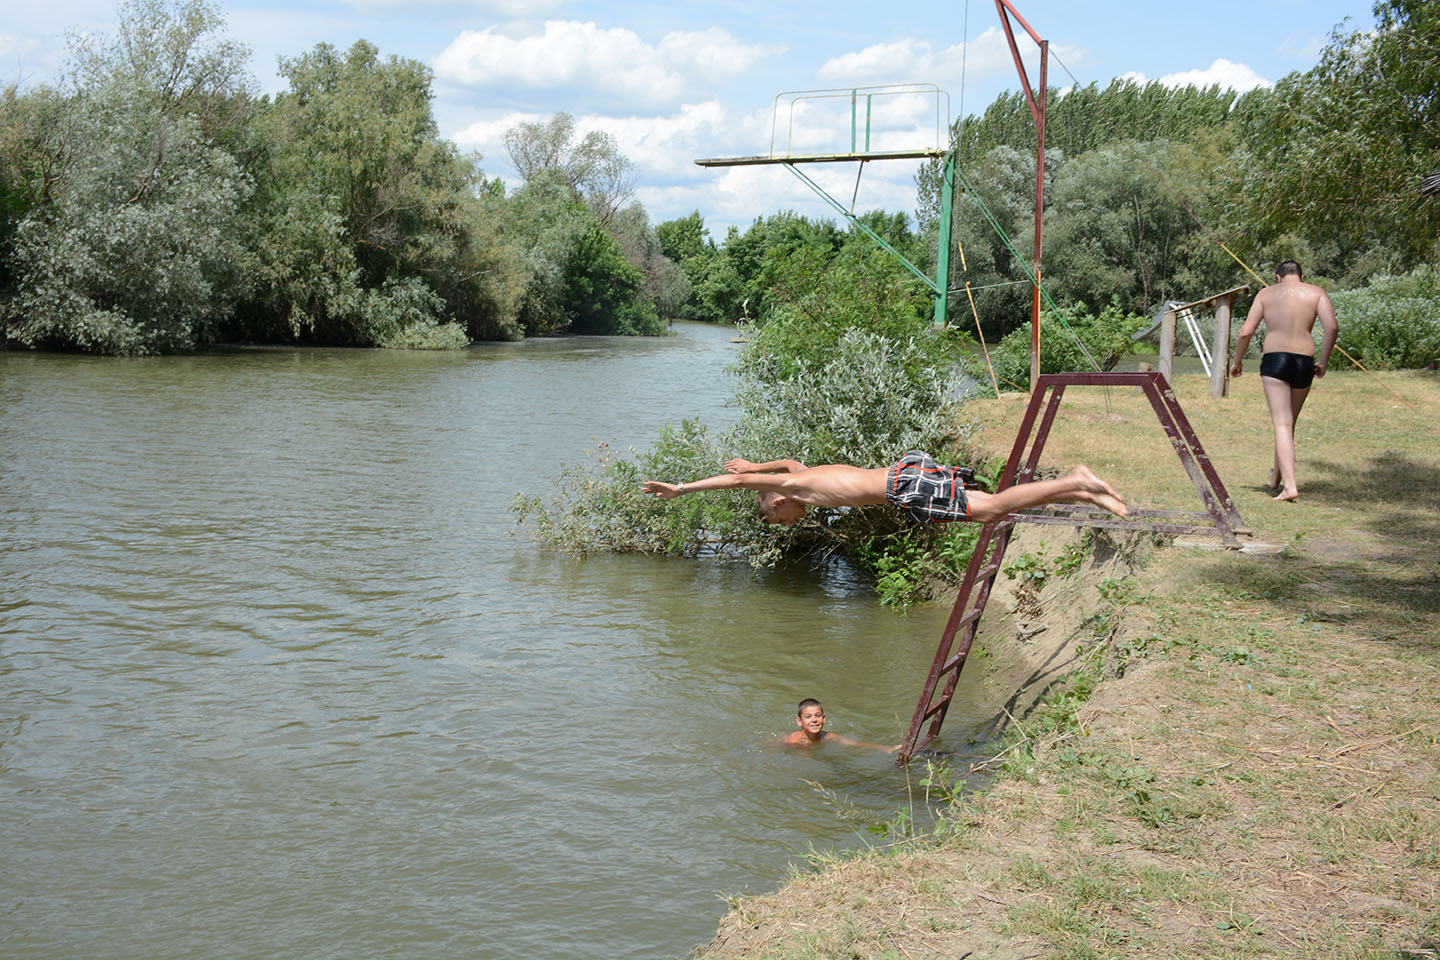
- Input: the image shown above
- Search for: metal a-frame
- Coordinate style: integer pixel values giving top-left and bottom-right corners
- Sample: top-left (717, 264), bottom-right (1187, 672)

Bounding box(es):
top-left (896, 371), bottom-right (1249, 763)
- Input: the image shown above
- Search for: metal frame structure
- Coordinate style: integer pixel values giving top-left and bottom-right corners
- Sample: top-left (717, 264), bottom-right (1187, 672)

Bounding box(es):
top-left (995, 0), bottom-right (1048, 391)
top-left (695, 84), bottom-right (958, 328)
top-left (896, 371), bottom-right (1248, 763)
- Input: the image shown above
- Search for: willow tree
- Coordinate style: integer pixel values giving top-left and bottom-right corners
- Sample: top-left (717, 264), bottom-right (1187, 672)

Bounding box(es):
top-left (1, 0), bottom-right (251, 354)
top-left (1226, 0), bottom-right (1440, 279)
top-left (237, 39), bottom-right (521, 345)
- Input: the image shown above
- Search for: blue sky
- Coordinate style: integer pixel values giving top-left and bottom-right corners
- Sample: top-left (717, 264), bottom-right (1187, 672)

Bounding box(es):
top-left (3, 0), bottom-right (1376, 234)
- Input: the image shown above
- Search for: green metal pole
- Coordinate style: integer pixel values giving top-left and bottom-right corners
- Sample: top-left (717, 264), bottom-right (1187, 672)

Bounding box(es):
top-left (784, 164), bottom-right (939, 294)
top-left (933, 151), bottom-right (956, 327)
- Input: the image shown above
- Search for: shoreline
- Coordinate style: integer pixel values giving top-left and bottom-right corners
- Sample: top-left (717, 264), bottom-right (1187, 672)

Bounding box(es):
top-left (691, 371), bottom-right (1440, 959)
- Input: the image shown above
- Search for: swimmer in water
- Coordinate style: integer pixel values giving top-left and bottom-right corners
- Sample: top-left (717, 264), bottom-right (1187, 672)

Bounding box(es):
top-left (777, 699), bottom-right (898, 753)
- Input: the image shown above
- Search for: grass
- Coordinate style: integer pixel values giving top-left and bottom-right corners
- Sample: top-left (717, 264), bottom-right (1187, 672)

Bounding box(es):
top-left (692, 370), bottom-right (1440, 960)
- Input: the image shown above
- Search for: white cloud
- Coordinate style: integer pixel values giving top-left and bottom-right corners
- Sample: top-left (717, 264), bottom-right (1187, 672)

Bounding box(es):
top-left (450, 97), bottom-right (928, 232)
top-left (1124, 58), bottom-right (1272, 93)
top-left (434, 20), bottom-right (784, 113)
top-left (453, 100), bottom-right (775, 186)
top-left (816, 28), bottom-right (1088, 105)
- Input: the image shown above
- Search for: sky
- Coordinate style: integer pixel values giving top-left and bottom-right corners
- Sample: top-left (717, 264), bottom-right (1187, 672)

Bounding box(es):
top-left (2, 0), bottom-right (1378, 235)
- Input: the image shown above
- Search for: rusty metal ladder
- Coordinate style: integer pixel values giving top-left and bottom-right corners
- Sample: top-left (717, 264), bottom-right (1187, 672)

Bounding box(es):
top-left (896, 371), bottom-right (1247, 762)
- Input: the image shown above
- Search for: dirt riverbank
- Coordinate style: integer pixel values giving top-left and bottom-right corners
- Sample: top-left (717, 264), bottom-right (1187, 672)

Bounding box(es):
top-left (691, 371), bottom-right (1440, 959)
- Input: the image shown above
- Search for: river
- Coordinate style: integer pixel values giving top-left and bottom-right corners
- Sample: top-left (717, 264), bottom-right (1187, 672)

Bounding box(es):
top-left (0, 323), bottom-right (993, 959)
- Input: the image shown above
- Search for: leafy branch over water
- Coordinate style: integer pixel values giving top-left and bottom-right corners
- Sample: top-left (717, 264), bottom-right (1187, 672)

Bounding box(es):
top-left (513, 249), bottom-right (985, 602)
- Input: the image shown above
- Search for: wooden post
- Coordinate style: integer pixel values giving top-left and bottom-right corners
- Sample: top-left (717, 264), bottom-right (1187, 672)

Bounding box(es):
top-left (1209, 294), bottom-right (1234, 398)
top-left (1158, 309), bottom-right (1177, 384)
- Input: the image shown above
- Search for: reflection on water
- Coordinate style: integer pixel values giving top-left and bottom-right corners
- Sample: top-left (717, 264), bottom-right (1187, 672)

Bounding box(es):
top-left (0, 325), bottom-right (996, 960)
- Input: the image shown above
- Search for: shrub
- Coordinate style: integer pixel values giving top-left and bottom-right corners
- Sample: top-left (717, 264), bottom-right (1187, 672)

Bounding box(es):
top-left (1328, 266), bottom-right (1440, 370)
top-left (513, 245), bottom-right (980, 589)
top-left (979, 297), bottom-right (1144, 390)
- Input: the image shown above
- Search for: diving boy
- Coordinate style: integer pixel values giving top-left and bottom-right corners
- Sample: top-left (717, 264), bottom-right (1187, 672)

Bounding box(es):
top-left (641, 453), bottom-right (1126, 526)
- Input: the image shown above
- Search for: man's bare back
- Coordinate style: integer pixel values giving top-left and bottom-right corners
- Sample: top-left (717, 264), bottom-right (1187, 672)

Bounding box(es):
top-left (770, 464), bottom-right (889, 508)
top-left (1244, 278), bottom-right (1337, 356)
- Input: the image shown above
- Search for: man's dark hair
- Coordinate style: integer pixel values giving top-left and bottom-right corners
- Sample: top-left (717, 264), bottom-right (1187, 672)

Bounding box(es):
top-left (1276, 259), bottom-right (1303, 278)
top-left (797, 698), bottom-right (822, 715)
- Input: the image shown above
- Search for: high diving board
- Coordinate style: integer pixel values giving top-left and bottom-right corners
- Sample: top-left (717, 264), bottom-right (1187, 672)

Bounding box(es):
top-left (696, 148), bottom-right (946, 167)
top-left (693, 83), bottom-right (956, 325)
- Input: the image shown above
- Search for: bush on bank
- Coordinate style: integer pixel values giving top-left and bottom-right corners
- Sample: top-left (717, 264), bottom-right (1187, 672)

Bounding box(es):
top-left (1328, 266), bottom-right (1440, 370)
top-left (514, 246), bottom-right (982, 597)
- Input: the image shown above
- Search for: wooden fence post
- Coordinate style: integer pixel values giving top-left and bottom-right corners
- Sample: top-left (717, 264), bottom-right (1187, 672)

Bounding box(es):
top-left (1209, 294), bottom-right (1234, 398)
top-left (1158, 309), bottom-right (1177, 384)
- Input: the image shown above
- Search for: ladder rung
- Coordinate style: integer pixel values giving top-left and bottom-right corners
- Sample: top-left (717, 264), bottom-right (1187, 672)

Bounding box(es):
top-left (941, 649), bottom-right (970, 674)
top-left (952, 606), bottom-right (982, 632)
top-left (922, 697), bottom-right (949, 721)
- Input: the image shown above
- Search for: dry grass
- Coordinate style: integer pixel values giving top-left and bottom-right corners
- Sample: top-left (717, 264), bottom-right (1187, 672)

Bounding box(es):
top-left (691, 371), bottom-right (1440, 960)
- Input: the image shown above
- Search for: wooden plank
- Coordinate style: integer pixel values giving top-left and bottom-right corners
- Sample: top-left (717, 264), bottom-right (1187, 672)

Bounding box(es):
top-left (1158, 310), bottom-right (1177, 385)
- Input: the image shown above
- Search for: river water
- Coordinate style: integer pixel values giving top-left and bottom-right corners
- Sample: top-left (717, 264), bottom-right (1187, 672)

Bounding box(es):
top-left (0, 323), bottom-right (992, 959)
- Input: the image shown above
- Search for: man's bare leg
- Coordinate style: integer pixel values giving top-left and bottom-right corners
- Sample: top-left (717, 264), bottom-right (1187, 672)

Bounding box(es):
top-left (967, 465), bottom-right (1127, 523)
top-left (1262, 377), bottom-right (1309, 501)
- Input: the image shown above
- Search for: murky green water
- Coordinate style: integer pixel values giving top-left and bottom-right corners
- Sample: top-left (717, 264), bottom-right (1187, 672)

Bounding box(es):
top-left (0, 324), bottom-right (993, 959)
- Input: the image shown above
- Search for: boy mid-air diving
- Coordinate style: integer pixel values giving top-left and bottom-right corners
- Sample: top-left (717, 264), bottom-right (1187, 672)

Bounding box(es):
top-left (641, 452), bottom-right (1127, 526)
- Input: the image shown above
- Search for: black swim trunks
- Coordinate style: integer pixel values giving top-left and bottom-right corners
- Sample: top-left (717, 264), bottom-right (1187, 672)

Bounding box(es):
top-left (1260, 351), bottom-right (1315, 389)
top-left (886, 451), bottom-right (971, 523)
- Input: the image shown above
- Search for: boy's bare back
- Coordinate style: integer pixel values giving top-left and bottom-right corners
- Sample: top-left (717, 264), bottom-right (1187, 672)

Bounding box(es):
top-left (780, 464), bottom-right (889, 508)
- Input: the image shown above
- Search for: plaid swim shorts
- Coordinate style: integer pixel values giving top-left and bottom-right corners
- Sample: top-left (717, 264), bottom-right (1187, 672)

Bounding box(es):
top-left (885, 451), bottom-right (971, 523)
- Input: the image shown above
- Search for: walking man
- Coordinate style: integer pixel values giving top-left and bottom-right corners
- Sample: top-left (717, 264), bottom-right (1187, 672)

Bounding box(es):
top-left (1230, 260), bottom-right (1339, 501)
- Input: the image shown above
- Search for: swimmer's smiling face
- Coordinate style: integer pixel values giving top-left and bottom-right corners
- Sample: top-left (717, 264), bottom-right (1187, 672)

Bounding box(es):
top-left (796, 704), bottom-right (826, 738)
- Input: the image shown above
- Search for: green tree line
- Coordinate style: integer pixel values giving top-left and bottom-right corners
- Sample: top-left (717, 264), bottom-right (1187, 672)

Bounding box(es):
top-left (0, 0), bottom-right (672, 354)
top-left (910, 0), bottom-right (1438, 357)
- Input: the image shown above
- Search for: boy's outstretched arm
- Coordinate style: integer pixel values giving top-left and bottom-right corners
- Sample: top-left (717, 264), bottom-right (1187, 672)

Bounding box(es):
top-left (641, 471), bottom-right (791, 500)
top-left (725, 458), bottom-right (806, 474)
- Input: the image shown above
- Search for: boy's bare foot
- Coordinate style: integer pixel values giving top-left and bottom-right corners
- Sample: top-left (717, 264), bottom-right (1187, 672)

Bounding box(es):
top-left (1273, 488), bottom-right (1299, 502)
top-left (1071, 465), bottom-right (1129, 518)
top-left (1267, 467), bottom-right (1280, 491)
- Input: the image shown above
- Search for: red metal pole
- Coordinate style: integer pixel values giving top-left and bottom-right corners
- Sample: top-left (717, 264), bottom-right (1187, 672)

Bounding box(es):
top-left (995, 0), bottom-right (1048, 393)
top-left (1030, 41), bottom-right (1047, 392)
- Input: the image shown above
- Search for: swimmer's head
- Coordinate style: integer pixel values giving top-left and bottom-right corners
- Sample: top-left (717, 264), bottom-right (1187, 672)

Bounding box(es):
top-left (1276, 259), bottom-right (1303, 279)
top-left (796, 699), bottom-right (826, 736)
top-left (757, 491), bottom-right (806, 526)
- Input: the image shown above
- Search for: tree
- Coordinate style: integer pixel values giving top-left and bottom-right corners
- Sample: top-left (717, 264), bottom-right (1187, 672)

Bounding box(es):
top-left (236, 39), bottom-right (520, 345)
top-left (610, 203), bottom-right (691, 320)
top-left (503, 112), bottom-right (634, 224)
top-left (560, 220), bottom-right (661, 335)
top-left (1225, 0), bottom-right (1440, 277)
top-left (1, 0), bottom-right (252, 354)
top-left (1042, 141), bottom-right (1202, 313)
top-left (656, 210), bottom-right (712, 264)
